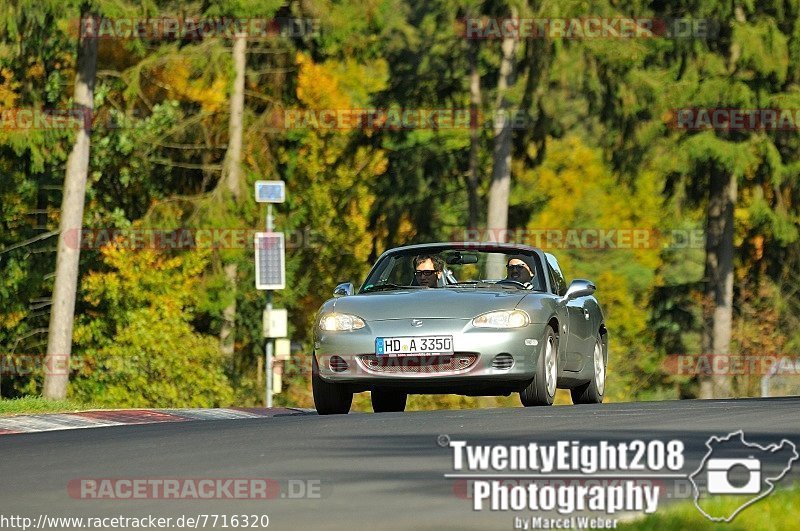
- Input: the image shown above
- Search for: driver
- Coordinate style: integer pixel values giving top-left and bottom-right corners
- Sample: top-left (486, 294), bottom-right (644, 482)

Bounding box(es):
top-left (413, 255), bottom-right (444, 288)
top-left (505, 255), bottom-right (536, 288)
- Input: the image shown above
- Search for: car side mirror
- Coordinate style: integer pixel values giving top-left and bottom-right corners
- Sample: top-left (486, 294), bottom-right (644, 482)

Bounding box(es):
top-left (562, 279), bottom-right (595, 302)
top-left (333, 282), bottom-right (354, 298)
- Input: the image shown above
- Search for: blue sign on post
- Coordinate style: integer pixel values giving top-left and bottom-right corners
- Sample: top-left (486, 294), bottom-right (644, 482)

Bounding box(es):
top-left (255, 181), bottom-right (286, 203)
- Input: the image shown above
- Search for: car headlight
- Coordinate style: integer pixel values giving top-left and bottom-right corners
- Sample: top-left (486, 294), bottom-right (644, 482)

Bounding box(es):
top-left (319, 313), bottom-right (366, 331)
top-left (472, 310), bottom-right (530, 328)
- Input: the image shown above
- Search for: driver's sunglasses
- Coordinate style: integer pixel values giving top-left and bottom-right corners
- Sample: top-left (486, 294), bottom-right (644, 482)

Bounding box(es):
top-left (506, 264), bottom-right (528, 273)
top-left (415, 269), bottom-right (436, 277)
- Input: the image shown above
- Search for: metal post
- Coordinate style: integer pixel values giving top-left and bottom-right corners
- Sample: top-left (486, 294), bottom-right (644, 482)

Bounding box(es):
top-left (761, 360), bottom-right (779, 398)
top-left (266, 204), bottom-right (274, 232)
top-left (265, 291), bottom-right (273, 408)
top-left (265, 204), bottom-right (274, 408)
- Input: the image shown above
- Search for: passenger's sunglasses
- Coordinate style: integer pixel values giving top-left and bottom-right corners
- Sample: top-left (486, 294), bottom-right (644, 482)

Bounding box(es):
top-left (415, 270), bottom-right (436, 277)
top-left (506, 264), bottom-right (529, 273)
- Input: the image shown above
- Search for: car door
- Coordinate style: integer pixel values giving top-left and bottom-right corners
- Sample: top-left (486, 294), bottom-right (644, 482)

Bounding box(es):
top-left (541, 254), bottom-right (567, 366)
top-left (545, 254), bottom-right (590, 371)
top-left (566, 294), bottom-right (594, 358)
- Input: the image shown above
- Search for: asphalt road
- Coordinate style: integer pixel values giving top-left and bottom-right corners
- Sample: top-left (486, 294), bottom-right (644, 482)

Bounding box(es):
top-left (1, 397), bottom-right (799, 530)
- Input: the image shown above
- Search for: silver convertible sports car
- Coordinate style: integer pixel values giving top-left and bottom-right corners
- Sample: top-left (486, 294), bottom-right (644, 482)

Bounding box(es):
top-left (312, 242), bottom-right (608, 414)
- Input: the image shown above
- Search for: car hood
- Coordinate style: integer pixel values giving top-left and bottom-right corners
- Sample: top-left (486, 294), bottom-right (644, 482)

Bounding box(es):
top-left (330, 288), bottom-right (534, 321)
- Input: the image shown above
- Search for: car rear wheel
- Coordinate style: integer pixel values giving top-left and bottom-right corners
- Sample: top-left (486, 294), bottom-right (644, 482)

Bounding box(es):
top-left (571, 337), bottom-right (605, 405)
top-left (371, 390), bottom-right (407, 413)
top-left (312, 356), bottom-right (353, 415)
top-left (520, 325), bottom-right (558, 407)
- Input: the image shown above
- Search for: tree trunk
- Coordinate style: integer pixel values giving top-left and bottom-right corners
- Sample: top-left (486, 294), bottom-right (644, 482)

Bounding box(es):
top-left (44, 8), bottom-right (98, 399)
top-left (700, 167), bottom-right (736, 399)
top-left (465, 38), bottom-right (481, 232)
top-left (699, 5), bottom-right (745, 400)
top-left (223, 32), bottom-right (246, 200)
top-left (219, 32), bottom-right (246, 358)
top-left (486, 7), bottom-right (518, 279)
top-left (220, 262), bottom-right (239, 357)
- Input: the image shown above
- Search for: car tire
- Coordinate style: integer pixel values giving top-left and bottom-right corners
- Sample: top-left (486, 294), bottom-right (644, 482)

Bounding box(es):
top-left (571, 336), bottom-right (606, 405)
top-left (520, 325), bottom-right (558, 407)
top-left (312, 355), bottom-right (353, 415)
top-left (371, 390), bottom-right (407, 413)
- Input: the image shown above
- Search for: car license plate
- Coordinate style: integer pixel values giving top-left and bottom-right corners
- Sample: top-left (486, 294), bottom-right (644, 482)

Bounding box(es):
top-left (375, 336), bottom-right (454, 356)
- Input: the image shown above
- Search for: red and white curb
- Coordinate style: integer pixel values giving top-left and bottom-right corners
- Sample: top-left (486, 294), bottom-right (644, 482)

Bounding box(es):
top-left (0, 407), bottom-right (314, 435)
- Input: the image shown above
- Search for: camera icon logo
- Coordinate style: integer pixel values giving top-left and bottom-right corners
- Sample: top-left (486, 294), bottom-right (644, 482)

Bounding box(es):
top-left (690, 430), bottom-right (798, 522)
top-left (706, 457), bottom-right (761, 495)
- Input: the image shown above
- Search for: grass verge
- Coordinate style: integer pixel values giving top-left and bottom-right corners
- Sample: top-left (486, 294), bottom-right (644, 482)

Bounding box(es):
top-left (0, 396), bottom-right (98, 416)
top-left (621, 486), bottom-right (799, 531)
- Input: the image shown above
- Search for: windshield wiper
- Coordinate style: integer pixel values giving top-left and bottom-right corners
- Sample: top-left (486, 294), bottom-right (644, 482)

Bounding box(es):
top-left (446, 281), bottom-right (526, 290)
top-left (362, 283), bottom-right (417, 292)
top-left (446, 281), bottom-right (495, 288)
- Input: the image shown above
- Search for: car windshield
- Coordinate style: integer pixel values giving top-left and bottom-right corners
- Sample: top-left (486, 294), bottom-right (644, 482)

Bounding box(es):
top-left (361, 248), bottom-right (547, 292)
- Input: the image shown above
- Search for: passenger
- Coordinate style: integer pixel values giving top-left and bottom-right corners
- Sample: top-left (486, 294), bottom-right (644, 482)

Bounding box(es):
top-left (505, 255), bottom-right (536, 288)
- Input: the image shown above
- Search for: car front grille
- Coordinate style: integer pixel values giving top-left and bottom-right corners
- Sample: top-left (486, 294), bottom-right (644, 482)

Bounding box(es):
top-left (358, 353), bottom-right (479, 374)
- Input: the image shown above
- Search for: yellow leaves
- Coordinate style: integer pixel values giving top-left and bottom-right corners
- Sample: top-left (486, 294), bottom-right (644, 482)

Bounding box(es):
top-left (155, 58), bottom-right (227, 113)
top-left (395, 215), bottom-right (417, 245)
top-left (526, 136), bottom-right (663, 259)
top-left (81, 238), bottom-right (210, 315)
top-left (597, 269), bottom-right (647, 331)
top-left (0, 310), bottom-right (25, 329)
top-left (0, 68), bottom-right (19, 108)
top-left (525, 135), bottom-right (608, 229)
top-left (26, 62), bottom-right (45, 81)
top-left (293, 53), bottom-right (388, 111)
top-left (294, 53), bottom-right (350, 110)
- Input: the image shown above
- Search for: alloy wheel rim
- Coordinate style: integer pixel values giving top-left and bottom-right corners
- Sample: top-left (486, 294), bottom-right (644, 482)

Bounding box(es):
top-left (594, 342), bottom-right (605, 395)
top-left (545, 336), bottom-right (557, 396)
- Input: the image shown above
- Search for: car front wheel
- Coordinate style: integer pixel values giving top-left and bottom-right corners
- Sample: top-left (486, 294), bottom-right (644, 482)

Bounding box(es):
top-left (571, 337), bottom-right (606, 404)
top-left (312, 356), bottom-right (353, 415)
top-left (520, 325), bottom-right (558, 407)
